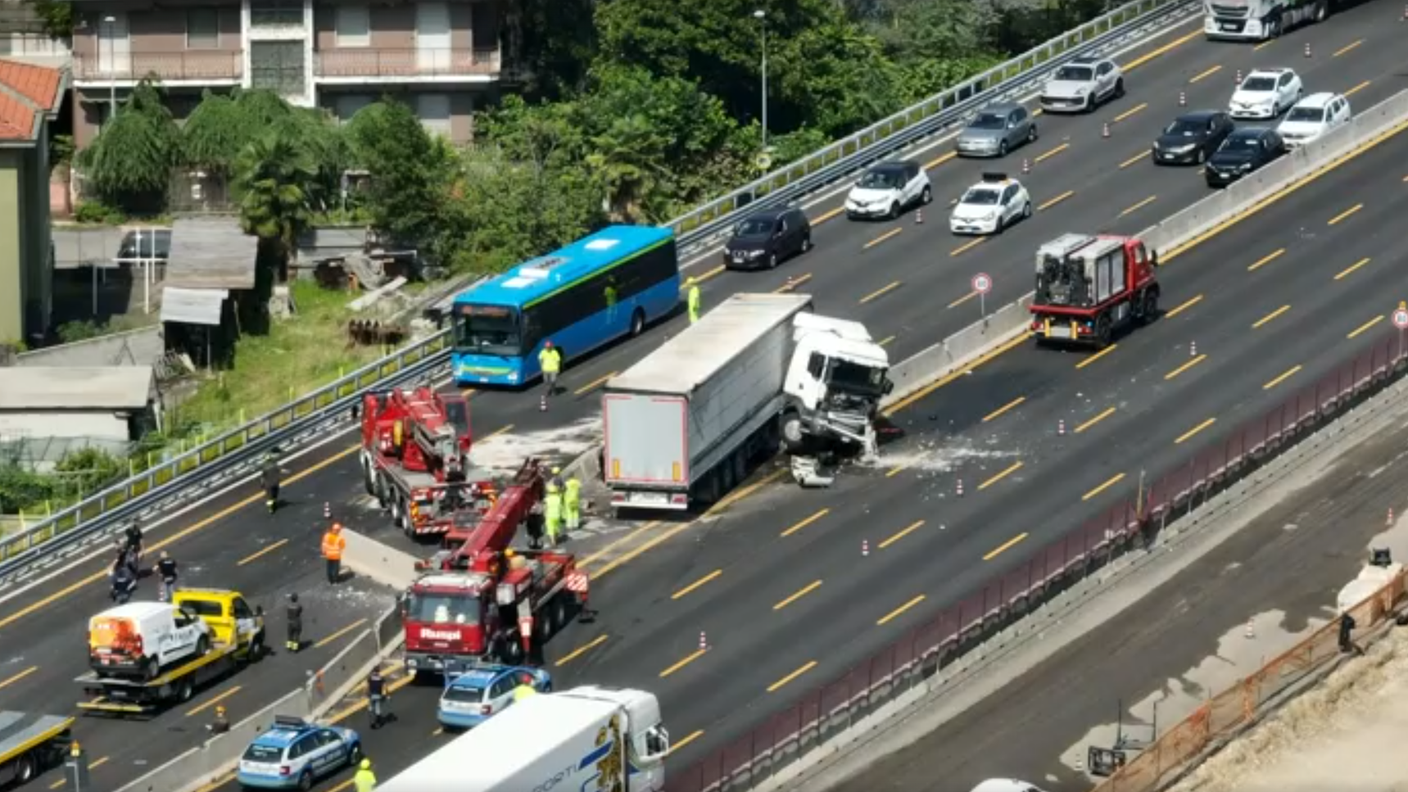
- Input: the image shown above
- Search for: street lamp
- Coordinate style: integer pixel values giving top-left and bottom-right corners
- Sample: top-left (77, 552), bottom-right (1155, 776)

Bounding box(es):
top-left (102, 15), bottom-right (117, 124)
top-left (753, 9), bottom-right (768, 160)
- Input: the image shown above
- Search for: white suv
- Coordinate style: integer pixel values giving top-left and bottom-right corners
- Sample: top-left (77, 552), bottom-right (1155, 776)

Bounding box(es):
top-left (1039, 56), bottom-right (1124, 113)
top-left (1278, 92), bottom-right (1351, 147)
top-left (845, 160), bottom-right (932, 220)
top-left (1229, 68), bottom-right (1303, 119)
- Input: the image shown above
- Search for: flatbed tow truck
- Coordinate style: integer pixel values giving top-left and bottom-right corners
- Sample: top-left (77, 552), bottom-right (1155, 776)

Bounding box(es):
top-left (0, 712), bottom-right (75, 786)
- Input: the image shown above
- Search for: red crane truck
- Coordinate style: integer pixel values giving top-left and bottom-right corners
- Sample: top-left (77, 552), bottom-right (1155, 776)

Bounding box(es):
top-left (401, 459), bottom-right (589, 677)
top-left (360, 386), bottom-right (497, 539)
top-left (1029, 233), bottom-right (1160, 348)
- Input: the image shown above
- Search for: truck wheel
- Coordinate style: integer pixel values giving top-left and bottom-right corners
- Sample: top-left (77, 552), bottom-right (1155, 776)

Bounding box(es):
top-left (15, 752), bottom-right (37, 783)
top-left (177, 677), bottom-right (195, 703)
top-left (551, 597), bottom-right (568, 633)
top-left (375, 474), bottom-right (389, 508)
top-left (500, 635), bottom-right (524, 665)
top-left (1140, 290), bottom-right (1159, 324)
top-left (781, 413), bottom-right (806, 453)
top-left (362, 456), bottom-right (375, 496)
top-left (1094, 314), bottom-right (1113, 347)
top-left (197, 635), bottom-right (211, 656)
top-left (144, 657), bottom-right (160, 681)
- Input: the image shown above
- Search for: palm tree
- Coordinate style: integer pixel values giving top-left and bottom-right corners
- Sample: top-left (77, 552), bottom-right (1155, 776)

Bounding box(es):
top-left (233, 129), bottom-right (319, 281)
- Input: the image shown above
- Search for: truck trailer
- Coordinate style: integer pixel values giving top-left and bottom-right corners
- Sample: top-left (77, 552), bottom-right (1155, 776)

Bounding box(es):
top-left (602, 293), bottom-right (891, 511)
top-left (378, 685), bottom-right (669, 792)
top-left (0, 713), bottom-right (74, 787)
top-left (1203, 0), bottom-right (1335, 41)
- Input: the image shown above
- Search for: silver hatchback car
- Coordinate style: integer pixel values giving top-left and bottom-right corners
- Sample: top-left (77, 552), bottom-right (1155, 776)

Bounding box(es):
top-left (956, 102), bottom-right (1038, 158)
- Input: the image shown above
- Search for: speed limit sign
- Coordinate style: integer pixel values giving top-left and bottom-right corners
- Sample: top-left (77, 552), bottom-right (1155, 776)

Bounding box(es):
top-left (1394, 301), bottom-right (1408, 329)
top-left (972, 273), bottom-right (993, 294)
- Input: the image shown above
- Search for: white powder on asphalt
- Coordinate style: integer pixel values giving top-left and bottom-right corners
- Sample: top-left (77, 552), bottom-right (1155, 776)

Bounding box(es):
top-left (866, 437), bottom-right (1020, 475)
top-left (472, 417), bottom-right (600, 472)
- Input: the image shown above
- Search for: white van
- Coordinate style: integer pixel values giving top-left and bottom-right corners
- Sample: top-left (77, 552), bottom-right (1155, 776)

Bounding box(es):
top-left (88, 602), bottom-right (212, 680)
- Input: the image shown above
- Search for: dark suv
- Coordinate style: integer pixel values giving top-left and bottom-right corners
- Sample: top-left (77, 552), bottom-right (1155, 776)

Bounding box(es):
top-left (722, 207), bottom-right (812, 270)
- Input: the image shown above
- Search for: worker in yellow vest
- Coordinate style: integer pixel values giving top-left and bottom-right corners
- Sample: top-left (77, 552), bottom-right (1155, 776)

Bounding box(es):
top-left (543, 476), bottom-right (563, 547)
top-left (539, 340), bottom-right (562, 412)
top-left (686, 278), bottom-right (701, 324)
top-left (563, 475), bottom-right (581, 533)
top-left (354, 758), bottom-right (376, 792)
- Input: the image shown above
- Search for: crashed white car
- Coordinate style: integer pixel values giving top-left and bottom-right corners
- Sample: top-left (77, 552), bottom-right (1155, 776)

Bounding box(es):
top-left (949, 173), bottom-right (1031, 235)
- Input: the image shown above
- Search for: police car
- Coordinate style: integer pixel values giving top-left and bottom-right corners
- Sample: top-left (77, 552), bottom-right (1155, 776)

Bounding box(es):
top-left (436, 663), bottom-right (553, 729)
top-left (949, 173), bottom-right (1032, 236)
top-left (236, 716), bottom-right (361, 790)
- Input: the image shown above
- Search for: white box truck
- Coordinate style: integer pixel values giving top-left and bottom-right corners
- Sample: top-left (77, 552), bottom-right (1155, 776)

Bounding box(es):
top-left (378, 685), bottom-right (669, 792)
top-left (603, 293), bottom-right (891, 510)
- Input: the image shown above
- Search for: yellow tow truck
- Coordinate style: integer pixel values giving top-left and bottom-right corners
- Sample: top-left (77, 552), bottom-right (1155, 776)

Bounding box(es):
top-left (76, 588), bottom-right (265, 717)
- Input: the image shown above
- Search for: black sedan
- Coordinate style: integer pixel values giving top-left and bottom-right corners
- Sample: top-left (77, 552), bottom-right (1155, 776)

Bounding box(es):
top-left (1151, 110), bottom-right (1234, 166)
top-left (722, 207), bottom-right (812, 270)
top-left (1205, 127), bottom-right (1287, 187)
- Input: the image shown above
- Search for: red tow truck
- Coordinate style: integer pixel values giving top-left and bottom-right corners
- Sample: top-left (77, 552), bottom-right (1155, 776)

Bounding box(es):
top-left (360, 386), bottom-right (497, 538)
top-left (402, 459), bottom-right (589, 677)
top-left (1029, 233), bottom-right (1160, 348)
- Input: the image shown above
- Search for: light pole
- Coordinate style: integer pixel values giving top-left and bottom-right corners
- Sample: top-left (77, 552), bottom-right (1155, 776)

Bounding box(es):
top-left (754, 9), bottom-right (768, 160)
top-left (102, 15), bottom-right (117, 124)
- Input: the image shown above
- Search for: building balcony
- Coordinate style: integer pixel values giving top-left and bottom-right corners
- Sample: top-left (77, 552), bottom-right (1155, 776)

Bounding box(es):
top-left (313, 47), bottom-right (501, 82)
top-left (73, 51), bottom-right (243, 84)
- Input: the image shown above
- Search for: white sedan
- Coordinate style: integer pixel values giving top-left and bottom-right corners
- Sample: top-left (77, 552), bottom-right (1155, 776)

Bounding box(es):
top-left (949, 174), bottom-right (1032, 235)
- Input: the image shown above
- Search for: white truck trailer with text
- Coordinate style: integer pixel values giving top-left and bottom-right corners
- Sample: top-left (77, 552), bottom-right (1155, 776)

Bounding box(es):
top-left (378, 686), bottom-right (669, 792)
top-left (602, 293), bottom-right (892, 510)
top-left (1203, 0), bottom-right (1337, 41)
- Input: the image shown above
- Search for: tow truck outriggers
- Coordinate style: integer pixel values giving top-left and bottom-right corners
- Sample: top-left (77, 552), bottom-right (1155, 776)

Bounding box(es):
top-left (1028, 233), bottom-right (1160, 348)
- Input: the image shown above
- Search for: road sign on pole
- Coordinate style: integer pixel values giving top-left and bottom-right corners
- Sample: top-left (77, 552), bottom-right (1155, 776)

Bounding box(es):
top-left (972, 273), bottom-right (993, 318)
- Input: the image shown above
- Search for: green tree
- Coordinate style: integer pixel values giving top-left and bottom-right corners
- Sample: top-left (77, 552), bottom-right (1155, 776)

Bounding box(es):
top-left (52, 447), bottom-right (124, 500)
top-left (181, 90), bottom-right (251, 175)
top-left (28, 0), bottom-right (73, 38)
top-left (0, 465), bottom-right (54, 513)
top-left (78, 81), bottom-right (180, 212)
top-left (346, 100), bottom-right (457, 255)
top-left (233, 130), bottom-right (319, 274)
top-left (504, 0), bottom-right (597, 100)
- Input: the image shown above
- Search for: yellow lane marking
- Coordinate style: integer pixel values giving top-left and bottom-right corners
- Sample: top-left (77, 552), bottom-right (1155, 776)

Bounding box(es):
top-left (1334, 39), bottom-right (1363, 58)
top-left (885, 465), bottom-right (906, 477)
top-left (924, 151), bottom-right (958, 170)
top-left (1076, 344), bottom-right (1118, 369)
top-left (578, 520), bottom-right (662, 568)
top-left (1348, 315), bottom-right (1385, 339)
top-left (574, 372), bottom-right (617, 396)
top-left (774, 580), bottom-right (823, 611)
top-left (483, 424), bottom-right (514, 440)
top-left (774, 273), bottom-right (812, 293)
top-left (1075, 406), bottom-right (1116, 434)
top-left (1252, 39), bottom-right (1274, 51)
top-left (659, 648), bottom-right (708, 678)
top-left (314, 619), bottom-right (368, 650)
top-left (1175, 417), bottom-right (1217, 445)
top-left (1114, 103), bottom-right (1147, 123)
top-left (948, 291), bottom-right (978, 309)
top-left (978, 461), bottom-right (1024, 491)
top-left (1263, 365), bottom-right (1302, 390)
top-left (1035, 143), bottom-right (1069, 163)
top-left (881, 333), bottom-right (1027, 417)
top-left (1345, 80), bottom-right (1371, 98)
top-left (876, 594), bottom-right (926, 626)
top-left (1123, 29), bottom-right (1201, 71)
top-left (593, 469), bottom-right (788, 579)
top-left (1164, 294), bottom-right (1203, 318)
top-left (50, 757), bottom-right (110, 788)
top-left (1247, 248), bottom-right (1285, 271)
top-left (555, 635), bottom-right (608, 667)
top-left (879, 335), bottom-right (895, 346)
top-left (1252, 305), bottom-right (1290, 329)
top-left (325, 674), bottom-right (413, 724)
top-left (860, 281), bottom-right (903, 303)
top-left (951, 237), bottom-right (987, 257)
top-left (879, 520), bottom-right (925, 550)
top-left (781, 509), bottom-right (830, 537)
top-left (1119, 195), bottom-right (1157, 217)
top-left (1335, 257), bottom-right (1371, 280)
top-left (983, 532), bottom-right (1029, 561)
top-left (1328, 203), bottom-right (1363, 225)
top-left (767, 660), bottom-right (817, 693)
top-left (0, 666), bottom-right (36, 690)
top-left (670, 730), bottom-right (705, 754)
top-left (186, 686), bottom-right (242, 718)
top-left (1164, 354), bottom-right (1206, 380)
top-left (864, 228), bottom-right (904, 250)
top-left (1189, 64), bottom-right (1222, 83)
top-left (671, 569), bottom-right (722, 600)
top-left (812, 206), bottom-right (844, 225)
top-left (237, 538), bottom-right (289, 567)
top-left (1082, 473), bottom-right (1126, 502)
top-left (1119, 152), bottom-right (1148, 169)
top-left (982, 396), bottom-right (1027, 423)
top-left (1039, 190), bottom-right (1075, 210)
top-left (431, 727), bottom-right (443, 736)
top-left (692, 265), bottom-right (726, 285)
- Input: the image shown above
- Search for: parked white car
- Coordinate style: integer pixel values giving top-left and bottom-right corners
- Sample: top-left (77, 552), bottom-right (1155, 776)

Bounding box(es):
top-left (89, 601), bottom-right (212, 680)
top-left (1277, 92), bottom-right (1351, 147)
top-left (844, 160), bottom-right (932, 220)
top-left (1228, 68), bottom-right (1302, 120)
top-left (949, 173), bottom-right (1031, 235)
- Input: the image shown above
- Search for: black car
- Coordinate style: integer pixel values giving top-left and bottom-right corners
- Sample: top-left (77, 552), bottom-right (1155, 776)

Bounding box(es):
top-left (115, 228), bottom-right (172, 265)
top-left (1205, 127), bottom-right (1286, 187)
top-left (1151, 110), bottom-right (1234, 166)
top-left (722, 207), bottom-right (811, 270)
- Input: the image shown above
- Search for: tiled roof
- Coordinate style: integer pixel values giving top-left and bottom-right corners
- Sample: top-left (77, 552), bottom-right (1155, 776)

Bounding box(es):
top-left (0, 58), bottom-right (64, 142)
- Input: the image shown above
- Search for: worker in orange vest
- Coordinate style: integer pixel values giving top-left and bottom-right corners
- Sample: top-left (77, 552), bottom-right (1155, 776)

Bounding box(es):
top-left (322, 523), bottom-right (347, 585)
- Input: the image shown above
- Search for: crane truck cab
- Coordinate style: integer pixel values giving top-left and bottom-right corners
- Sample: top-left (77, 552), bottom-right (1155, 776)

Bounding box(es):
top-left (1029, 233), bottom-right (1159, 348)
top-left (782, 312), bottom-right (892, 455)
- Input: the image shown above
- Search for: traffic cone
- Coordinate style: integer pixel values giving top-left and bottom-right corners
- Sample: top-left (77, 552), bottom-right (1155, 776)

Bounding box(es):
top-left (1058, 419), bottom-right (1066, 436)
top-left (956, 478), bottom-right (964, 497)
top-left (539, 395), bottom-right (547, 412)
top-left (1245, 617), bottom-right (1255, 639)
top-left (1388, 508), bottom-right (1395, 526)
top-left (1234, 68), bottom-right (1243, 86)
top-left (1304, 42), bottom-right (1312, 58)
top-left (862, 539), bottom-right (870, 557)
top-left (699, 631), bottom-right (708, 650)
top-left (1022, 158), bottom-right (1031, 174)
top-left (1178, 90), bottom-right (1187, 107)
top-left (1190, 340), bottom-right (1198, 356)
top-left (915, 208), bottom-right (924, 225)
top-left (1102, 122), bottom-right (1111, 138)
top-left (323, 502), bottom-right (331, 520)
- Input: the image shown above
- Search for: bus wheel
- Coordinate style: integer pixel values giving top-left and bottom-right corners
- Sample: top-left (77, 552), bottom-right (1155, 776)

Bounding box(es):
top-left (630, 309), bottom-right (646, 337)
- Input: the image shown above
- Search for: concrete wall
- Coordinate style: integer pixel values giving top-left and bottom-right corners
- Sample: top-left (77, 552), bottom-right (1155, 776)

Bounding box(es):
top-left (0, 137), bottom-right (52, 345)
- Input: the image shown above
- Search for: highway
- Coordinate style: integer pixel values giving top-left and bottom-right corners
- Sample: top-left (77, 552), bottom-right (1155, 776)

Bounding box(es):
top-left (0, 3), bottom-right (1404, 789)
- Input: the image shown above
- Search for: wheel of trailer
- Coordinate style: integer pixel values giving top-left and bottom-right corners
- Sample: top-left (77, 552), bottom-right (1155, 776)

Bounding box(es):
top-left (361, 456), bottom-right (375, 496)
top-left (732, 448), bottom-right (748, 484)
top-left (15, 752), bottom-right (37, 783)
top-left (630, 308), bottom-right (646, 337)
top-left (374, 473), bottom-right (390, 508)
top-left (500, 634), bottom-right (524, 664)
top-left (1266, 15), bottom-right (1281, 38)
top-left (1094, 313), bottom-right (1113, 347)
top-left (177, 676), bottom-right (195, 703)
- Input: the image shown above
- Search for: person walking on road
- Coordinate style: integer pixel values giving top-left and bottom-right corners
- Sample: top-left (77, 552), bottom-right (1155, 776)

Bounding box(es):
top-left (686, 277), bottom-right (701, 324)
top-left (321, 523), bottom-right (346, 585)
top-left (285, 592), bottom-right (304, 653)
top-left (354, 758), bottom-right (376, 792)
top-left (367, 668), bottom-right (393, 729)
top-left (564, 474), bottom-right (582, 533)
top-left (260, 453), bottom-right (282, 514)
top-left (154, 551), bottom-right (178, 602)
top-left (538, 341), bottom-right (562, 412)
top-left (543, 476), bottom-right (563, 547)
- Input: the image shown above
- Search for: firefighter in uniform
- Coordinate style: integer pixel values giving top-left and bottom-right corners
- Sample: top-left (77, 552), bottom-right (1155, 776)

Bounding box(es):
top-left (564, 474), bottom-right (582, 533)
top-left (686, 277), bottom-right (701, 324)
top-left (285, 592), bottom-right (304, 652)
top-left (321, 523), bottom-right (346, 584)
top-left (538, 341), bottom-right (562, 412)
top-left (544, 474), bottom-right (563, 547)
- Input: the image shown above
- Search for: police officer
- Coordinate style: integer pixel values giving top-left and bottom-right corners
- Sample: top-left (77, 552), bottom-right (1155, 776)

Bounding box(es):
top-left (367, 667), bottom-right (391, 729)
top-left (354, 758), bottom-right (376, 792)
top-left (543, 475), bottom-right (563, 547)
top-left (563, 474), bottom-right (582, 533)
top-left (538, 341), bottom-right (562, 412)
top-left (285, 593), bottom-right (304, 653)
top-left (260, 454), bottom-right (281, 513)
top-left (686, 277), bottom-right (701, 324)
top-left (154, 550), bottom-right (178, 602)
top-left (123, 523), bottom-right (144, 567)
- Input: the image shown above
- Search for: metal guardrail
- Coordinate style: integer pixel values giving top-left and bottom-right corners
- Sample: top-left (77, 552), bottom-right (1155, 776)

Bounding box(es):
top-left (0, 0), bottom-right (1198, 580)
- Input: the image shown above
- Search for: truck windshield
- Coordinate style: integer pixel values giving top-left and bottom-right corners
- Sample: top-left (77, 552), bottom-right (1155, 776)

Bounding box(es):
top-left (407, 592), bottom-right (481, 625)
top-left (454, 304), bottom-right (522, 357)
top-left (826, 359), bottom-right (886, 394)
top-left (443, 398), bottom-right (469, 439)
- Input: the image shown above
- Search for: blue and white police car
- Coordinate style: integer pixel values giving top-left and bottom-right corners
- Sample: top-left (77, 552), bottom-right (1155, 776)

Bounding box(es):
top-left (236, 715), bottom-right (361, 790)
top-left (436, 663), bottom-right (552, 729)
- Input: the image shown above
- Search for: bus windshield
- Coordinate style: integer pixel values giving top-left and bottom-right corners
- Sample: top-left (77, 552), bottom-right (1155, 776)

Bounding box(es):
top-left (454, 304), bottom-right (522, 356)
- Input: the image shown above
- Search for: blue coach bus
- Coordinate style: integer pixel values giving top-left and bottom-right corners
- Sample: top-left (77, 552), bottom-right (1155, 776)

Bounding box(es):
top-left (451, 225), bottom-right (680, 387)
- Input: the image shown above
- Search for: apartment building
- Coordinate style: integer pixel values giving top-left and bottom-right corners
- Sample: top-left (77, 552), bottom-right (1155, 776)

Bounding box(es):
top-left (71, 0), bottom-right (507, 148)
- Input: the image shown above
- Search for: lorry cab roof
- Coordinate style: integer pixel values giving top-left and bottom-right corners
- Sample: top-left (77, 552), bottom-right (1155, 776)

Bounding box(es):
top-left (414, 572), bottom-right (493, 592)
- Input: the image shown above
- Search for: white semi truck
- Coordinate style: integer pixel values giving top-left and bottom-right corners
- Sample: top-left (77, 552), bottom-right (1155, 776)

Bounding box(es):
top-left (1203, 0), bottom-right (1335, 41)
top-left (602, 293), bottom-right (891, 511)
top-left (378, 686), bottom-right (669, 792)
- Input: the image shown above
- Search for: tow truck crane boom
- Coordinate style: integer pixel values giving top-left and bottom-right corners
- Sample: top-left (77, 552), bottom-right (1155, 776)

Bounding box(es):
top-left (441, 458), bottom-right (546, 571)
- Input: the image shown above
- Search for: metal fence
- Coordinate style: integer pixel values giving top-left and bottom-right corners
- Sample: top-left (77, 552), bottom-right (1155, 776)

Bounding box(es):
top-left (1096, 568), bottom-right (1406, 792)
top-left (664, 331), bottom-right (1408, 792)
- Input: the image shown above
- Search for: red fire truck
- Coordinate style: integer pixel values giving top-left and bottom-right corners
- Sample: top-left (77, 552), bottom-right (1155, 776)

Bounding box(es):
top-left (360, 386), bottom-right (497, 539)
top-left (402, 460), bottom-right (589, 676)
top-left (1029, 233), bottom-right (1160, 348)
